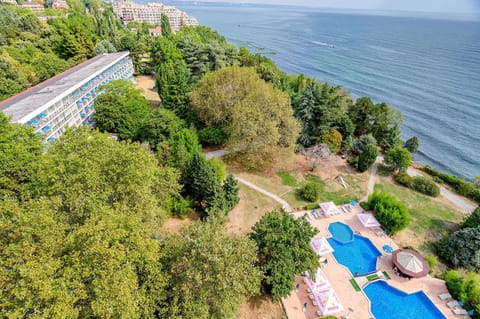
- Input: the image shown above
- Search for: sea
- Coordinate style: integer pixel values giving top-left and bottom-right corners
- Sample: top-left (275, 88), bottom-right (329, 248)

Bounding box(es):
top-left (167, 1), bottom-right (480, 179)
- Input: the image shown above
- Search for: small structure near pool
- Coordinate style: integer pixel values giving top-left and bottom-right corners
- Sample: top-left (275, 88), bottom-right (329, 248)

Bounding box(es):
top-left (392, 249), bottom-right (430, 278)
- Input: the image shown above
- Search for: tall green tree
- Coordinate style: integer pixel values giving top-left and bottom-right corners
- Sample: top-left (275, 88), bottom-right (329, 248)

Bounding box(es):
top-left (156, 60), bottom-right (192, 113)
top-left (161, 13), bottom-right (171, 37)
top-left (189, 66), bottom-right (300, 169)
top-left (94, 80), bottom-right (150, 141)
top-left (445, 227), bottom-right (480, 270)
top-left (0, 112), bottom-right (43, 199)
top-left (380, 124), bottom-right (402, 151)
top-left (358, 143), bottom-right (378, 172)
top-left (223, 174), bottom-right (240, 212)
top-left (250, 211), bottom-right (319, 301)
top-left (384, 146), bottom-right (412, 172)
top-left (404, 136), bottom-right (419, 153)
top-left (162, 218), bottom-right (262, 319)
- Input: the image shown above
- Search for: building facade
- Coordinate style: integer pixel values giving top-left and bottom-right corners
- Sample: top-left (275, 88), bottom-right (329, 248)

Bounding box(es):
top-left (20, 1), bottom-right (44, 12)
top-left (51, 0), bottom-right (69, 10)
top-left (0, 52), bottom-right (134, 142)
top-left (112, 1), bottom-right (198, 32)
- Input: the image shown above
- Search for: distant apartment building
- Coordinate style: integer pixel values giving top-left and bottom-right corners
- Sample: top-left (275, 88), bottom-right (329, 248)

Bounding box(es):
top-left (51, 0), bottom-right (68, 10)
top-left (148, 27), bottom-right (162, 37)
top-left (20, 1), bottom-right (44, 12)
top-left (0, 0), bottom-right (18, 5)
top-left (112, 1), bottom-right (199, 32)
top-left (0, 52), bottom-right (134, 142)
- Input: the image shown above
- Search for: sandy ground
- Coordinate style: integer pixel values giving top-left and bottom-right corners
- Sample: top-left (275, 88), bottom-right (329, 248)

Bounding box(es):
top-left (135, 75), bottom-right (160, 106)
top-left (282, 208), bottom-right (460, 319)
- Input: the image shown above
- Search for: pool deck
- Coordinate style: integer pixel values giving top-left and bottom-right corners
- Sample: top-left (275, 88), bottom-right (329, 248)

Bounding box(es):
top-left (282, 206), bottom-right (459, 319)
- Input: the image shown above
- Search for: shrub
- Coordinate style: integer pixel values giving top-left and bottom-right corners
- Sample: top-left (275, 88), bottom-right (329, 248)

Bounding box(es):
top-left (425, 255), bottom-right (437, 274)
top-left (461, 207), bottom-right (480, 229)
top-left (394, 172), bottom-right (413, 187)
top-left (366, 191), bottom-right (410, 235)
top-left (384, 146), bottom-right (412, 172)
top-left (320, 129), bottom-right (343, 154)
top-left (301, 182), bottom-right (322, 202)
top-left (411, 176), bottom-right (440, 197)
top-left (422, 165), bottom-right (480, 203)
top-left (352, 134), bottom-right (377, 154)
top-left (347, 156), bottom-right (358, 167)
top-left (305, 203), bottom-right (319, 210)
top-left (444, 227), bottom-right (480, 270)
top-left (443, 270), bottom-right (480, 319)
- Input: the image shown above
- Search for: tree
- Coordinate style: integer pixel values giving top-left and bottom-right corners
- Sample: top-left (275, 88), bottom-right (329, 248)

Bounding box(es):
top-left (320, 129), bottom-right (343, 154)
top-left (364, 191), bottom-right (410, 235)
top-left (460, 207), bottom-right (480, 229)
top-left (189, 66), bottom-right (300, 169)
top-left (0, 112), bottom-right (43, 199)
top-left (167, 128), bottom-right (201, 171)
top-left (223, 174), bottom-right (240, 212)
top-left (156, 60), bottom-right (192, 113)
top-left (358, 144), bottom-right (378, 172)
top-left (92, 39), bottom-right (117, 55)
top-left (352, 134), bottom-right (377, 154)
top-left (380, 124), bottom-right (402, 151)
top-left (139, 108), bottom-right (186, 151)
top-left (94, 80), bottom-right (150, 141)
top-left (411, 176), bottom-right (440, 197)
top-left (445, 227), bottom-right (480, 270)
top-left (162, 218), bottom-right (262, 319)
top-left (161, 13), bottom-right (171, 37)
top-left (31, 127), bottom-right (181, 226)
top-left (301, 182), bottom-right (322, 202)
top-left (250, 211), bottom-right (319, 301)
top-left (384, 146), bottom-right (412, 172)
top-left (404, 136), bottom-right (419, 153)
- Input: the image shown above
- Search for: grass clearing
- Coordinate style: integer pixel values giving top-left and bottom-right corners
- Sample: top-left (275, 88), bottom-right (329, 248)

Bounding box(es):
top-left (227, 184), bottom-right (281, 235)
top-left (276, 170), bottom-right (297, 186)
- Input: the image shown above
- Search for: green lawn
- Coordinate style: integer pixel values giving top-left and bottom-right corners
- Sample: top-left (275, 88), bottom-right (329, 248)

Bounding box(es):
top-left (374, 178), bottom-right (462, 235)
top-left (276, 170), bottom-right (298, 187)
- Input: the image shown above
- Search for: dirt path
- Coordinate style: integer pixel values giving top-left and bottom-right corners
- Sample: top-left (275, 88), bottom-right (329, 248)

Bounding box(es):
top-left (407, 167), bottom-right (476, 213)
top-left (204, 150), bottom-right (293, 212)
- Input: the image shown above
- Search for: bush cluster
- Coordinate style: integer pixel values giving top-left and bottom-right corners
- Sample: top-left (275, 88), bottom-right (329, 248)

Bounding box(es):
top-left (393, 173), bottom-right (439, 197)
top-left (444, 270), bottom-right (480, 319)
top-left (301, 182), bottom-right (322, 202)
top-left (422, 165), bottom-right (480, 203)
top-left (363, 191), bottom-right (410, 235)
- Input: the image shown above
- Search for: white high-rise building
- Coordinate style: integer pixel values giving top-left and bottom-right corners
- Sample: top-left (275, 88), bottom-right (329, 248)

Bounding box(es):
top-left (112, 1), bottom-right (198, 32)
top-left (0, 52), bottom-right (134, 142)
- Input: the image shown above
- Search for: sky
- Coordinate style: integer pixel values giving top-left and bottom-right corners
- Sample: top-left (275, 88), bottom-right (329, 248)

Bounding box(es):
top-left (178, 0), bottom-right (480, 14)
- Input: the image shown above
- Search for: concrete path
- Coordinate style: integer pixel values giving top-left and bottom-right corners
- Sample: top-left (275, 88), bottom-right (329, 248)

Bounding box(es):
top-left (407, 167), bottom-right (476, 213)
top-left (204, 149), bottom-right (294, 212)
top-left (365, 156), bottom-right (383, 200)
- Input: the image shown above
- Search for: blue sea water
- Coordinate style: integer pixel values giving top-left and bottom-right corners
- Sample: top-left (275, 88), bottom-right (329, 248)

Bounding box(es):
top-left (169, 2), bottom-right (480, 179)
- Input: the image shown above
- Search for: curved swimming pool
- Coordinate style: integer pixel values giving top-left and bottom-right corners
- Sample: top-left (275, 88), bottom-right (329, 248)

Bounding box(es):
top-left (364, 281), bottom-right (446, 319)
top-left (327, 222), bottom-right (381, 276)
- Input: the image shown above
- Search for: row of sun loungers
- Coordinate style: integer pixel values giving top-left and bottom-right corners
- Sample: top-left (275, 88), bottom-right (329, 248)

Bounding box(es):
top-left (340, 204), bottom-right (352, 213)
top-left (438, 294), bottom-right (471, 317)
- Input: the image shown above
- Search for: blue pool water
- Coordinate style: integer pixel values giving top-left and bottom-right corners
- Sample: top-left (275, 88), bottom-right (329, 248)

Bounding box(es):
top-left (327, 222), bottom-right (381, 275)
top-left (328, 222), bottom-right (354, 243)
top-left (364, 281), bottom-right (446, 319)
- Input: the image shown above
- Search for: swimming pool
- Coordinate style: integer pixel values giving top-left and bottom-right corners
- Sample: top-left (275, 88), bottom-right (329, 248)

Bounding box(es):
top-left (364, 281), bottom-right (446, 319)
top-left (327, 222), bottom-right (381, 276)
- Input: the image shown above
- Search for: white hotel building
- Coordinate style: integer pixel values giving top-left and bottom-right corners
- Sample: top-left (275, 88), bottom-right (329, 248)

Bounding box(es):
top-left (0, 51), bottom-right (134, 142)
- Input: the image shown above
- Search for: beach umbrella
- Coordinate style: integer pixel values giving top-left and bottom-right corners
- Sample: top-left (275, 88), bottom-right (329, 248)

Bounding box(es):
top-left (392, 249), bottom-right (429, 278)
top-left (357, 213), bottom-right (381, 228)
top-left (310, 237), bottom-right (334, 256)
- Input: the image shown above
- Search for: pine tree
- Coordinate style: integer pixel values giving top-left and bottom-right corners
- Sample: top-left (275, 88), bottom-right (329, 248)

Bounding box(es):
top-left (161, 13), bottom-right (171, 37)
top-left (223, 174), bottom-right (240, 212)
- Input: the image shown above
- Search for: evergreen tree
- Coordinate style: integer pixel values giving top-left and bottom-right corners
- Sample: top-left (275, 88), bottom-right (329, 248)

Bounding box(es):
top-left (156, 60), bottom-right (192, 113)
top-left (380, 124), bottom-right (402, 151)
top-left (404, 136), bottom-right (420, 153)
top-left (223, 174), bottom-right (240, 212)
top-left (358, 144), bottom-right (378, 172)
top-left (161, 13), bottom-right (171, 37)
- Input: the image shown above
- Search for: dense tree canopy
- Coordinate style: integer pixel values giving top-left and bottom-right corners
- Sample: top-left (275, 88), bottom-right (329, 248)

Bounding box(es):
top-left (162, 218), bottom-right (262, 319)
top-left (189, 66), bottom-right (300, 168)
top-left (364, 191), bottom-right (410, 235)
top-left (250, 211), bottom-right (319, 301)
top-left (445, 227), bottom-right (480, 270)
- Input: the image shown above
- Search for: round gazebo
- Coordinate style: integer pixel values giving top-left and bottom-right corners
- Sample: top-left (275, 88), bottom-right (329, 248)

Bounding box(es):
top-left (392, 249), bottom-right (429, 278)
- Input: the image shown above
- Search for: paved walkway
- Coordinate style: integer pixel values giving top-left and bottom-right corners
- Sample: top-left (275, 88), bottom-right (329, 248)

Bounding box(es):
top-left (365, 156), bottom-right (383, 200)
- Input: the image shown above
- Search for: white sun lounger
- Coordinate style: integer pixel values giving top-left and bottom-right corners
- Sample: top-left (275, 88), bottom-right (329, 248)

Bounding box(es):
top-left (438, 293), bottom-right (452, 300)
top-left (452, 308), bottom-right (468, 315)
top-left (447, 300), bottom-right (460, 308)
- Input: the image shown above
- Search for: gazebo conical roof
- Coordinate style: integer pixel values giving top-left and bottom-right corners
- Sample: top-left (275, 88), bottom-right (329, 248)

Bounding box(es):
top-left (392, 249), bottom-right (429, 278)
